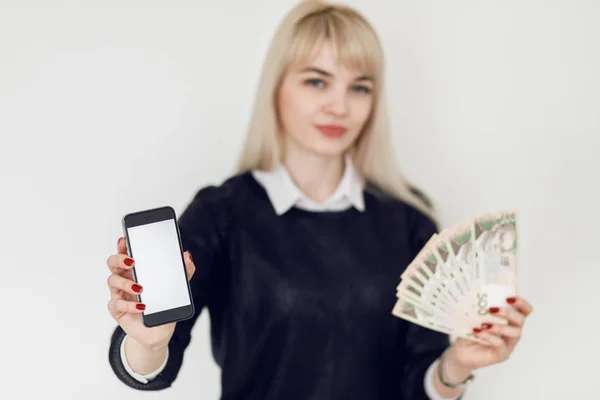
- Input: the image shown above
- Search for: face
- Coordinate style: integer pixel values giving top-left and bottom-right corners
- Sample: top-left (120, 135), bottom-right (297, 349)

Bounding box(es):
top-left (276, 42), bottom-right (375, 160)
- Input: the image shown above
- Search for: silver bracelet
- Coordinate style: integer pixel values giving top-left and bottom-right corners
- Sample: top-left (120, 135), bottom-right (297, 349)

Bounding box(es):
top-left (437, 351), bottom-right (475, 389)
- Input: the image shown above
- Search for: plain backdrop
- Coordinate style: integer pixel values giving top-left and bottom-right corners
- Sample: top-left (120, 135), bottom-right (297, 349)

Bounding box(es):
top-left (1, 0), bottom-right (598, 398)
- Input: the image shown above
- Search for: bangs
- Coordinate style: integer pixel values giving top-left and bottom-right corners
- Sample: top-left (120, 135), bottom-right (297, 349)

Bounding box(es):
top-left (285, 7), bottom-right (383, 81)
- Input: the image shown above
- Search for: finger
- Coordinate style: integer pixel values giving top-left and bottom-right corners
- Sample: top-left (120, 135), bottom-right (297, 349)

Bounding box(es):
top-left (109, 285), bottom-right (121, 297)
top-left (106, 253), bottom-right (135, 275)
top-left (117, 236), bottom-right (128, 255)
top-left (107, 298), bottom-right (146, 315)
top-left (110, 287), bottom-right (126, 300)
top-left (110, 286), bottom-right (138, 303)
top-left (489, 306), bottom-right (525, 327)
top-left (481, 323), bottom-right (521, 339)
top-left (473, 329), bottom-right (505, 348)
top-left (184, 251), bottom-right (196, 281)
top-left (107, 273), bottom-right (143, 296)
top-left (506, 296), bottom-right (534, 317)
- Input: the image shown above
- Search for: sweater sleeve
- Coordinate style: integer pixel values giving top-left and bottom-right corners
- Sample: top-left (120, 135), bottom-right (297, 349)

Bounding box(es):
top-left (108, 184), bottom-right (232, 390)
top-left (398, 207), bottom-right (453, 400)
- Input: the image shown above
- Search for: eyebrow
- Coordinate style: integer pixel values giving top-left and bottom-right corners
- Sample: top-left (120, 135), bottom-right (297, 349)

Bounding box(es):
top-left (300, 67), bottom-right (373, 82)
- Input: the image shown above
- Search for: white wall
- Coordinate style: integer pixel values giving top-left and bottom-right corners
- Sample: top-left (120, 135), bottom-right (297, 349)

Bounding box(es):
top-left (1, 0), bottom-right (598, 398)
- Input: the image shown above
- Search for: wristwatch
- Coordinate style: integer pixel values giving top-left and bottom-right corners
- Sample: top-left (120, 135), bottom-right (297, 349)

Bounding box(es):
top-left (437, 352), bottom-right (475, 389)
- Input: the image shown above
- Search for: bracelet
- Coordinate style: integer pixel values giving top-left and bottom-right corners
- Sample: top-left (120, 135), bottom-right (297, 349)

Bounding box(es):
top-left (437, 351), bottom-right (475, 389)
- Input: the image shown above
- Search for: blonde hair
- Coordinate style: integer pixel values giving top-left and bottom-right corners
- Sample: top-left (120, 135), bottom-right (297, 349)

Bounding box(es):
top-left (235, 0), bottom-right (438, 222)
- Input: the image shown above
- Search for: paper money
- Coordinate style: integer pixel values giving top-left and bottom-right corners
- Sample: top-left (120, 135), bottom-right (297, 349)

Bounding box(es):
top-left (471, 210), bottom-right (519, 311)
top-left (391, 298), bottom-right (489, 345)
top-left (392, 209), bottom-right (520, 344)
top-left (443, 221), bottom-right (508, 327)
top-left (401, 245), bottom-right (466, 322)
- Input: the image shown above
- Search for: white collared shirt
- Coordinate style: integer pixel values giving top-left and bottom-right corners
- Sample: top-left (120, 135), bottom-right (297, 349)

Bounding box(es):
top-left (118, 156), bottom-right (457, 400)
top-left (251, 154), bottom-right (365, 215)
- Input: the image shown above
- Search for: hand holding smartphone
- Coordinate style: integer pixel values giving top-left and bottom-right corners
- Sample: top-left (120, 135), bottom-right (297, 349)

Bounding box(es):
top-left (106, 208), bottom-right (196, 349)
top-left (121, 206), bottom-right (196, 328)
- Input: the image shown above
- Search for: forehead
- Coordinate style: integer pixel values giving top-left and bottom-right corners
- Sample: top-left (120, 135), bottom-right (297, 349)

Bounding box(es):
top-left (289, 41), bottom-right (374, 80)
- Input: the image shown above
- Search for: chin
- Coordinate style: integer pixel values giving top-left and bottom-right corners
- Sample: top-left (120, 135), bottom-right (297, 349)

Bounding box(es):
top-left (309, 143), bottom-right (352, 158)
top-left (287, 132), bottom-right (357, 159)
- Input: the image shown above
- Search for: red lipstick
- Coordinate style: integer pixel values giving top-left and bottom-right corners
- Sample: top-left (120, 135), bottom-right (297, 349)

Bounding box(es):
top-left (316, 124), bottom-right (347, 138)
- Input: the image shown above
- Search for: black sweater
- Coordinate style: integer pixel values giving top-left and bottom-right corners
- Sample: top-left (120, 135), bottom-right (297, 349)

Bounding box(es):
top-left (108, 172), bottom-right (450, 399)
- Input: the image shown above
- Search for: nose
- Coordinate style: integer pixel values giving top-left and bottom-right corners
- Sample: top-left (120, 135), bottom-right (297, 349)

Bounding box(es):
top-left (324, 88), bottom-right (349, 117)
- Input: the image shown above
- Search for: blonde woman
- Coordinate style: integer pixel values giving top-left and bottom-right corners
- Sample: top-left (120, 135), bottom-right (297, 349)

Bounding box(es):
top-left (106, 1), bottom-right (533, 399)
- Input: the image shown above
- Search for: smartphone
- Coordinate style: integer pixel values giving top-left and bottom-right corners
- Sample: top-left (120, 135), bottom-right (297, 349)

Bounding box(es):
top-left (122, 206), bottom-right (194, 327)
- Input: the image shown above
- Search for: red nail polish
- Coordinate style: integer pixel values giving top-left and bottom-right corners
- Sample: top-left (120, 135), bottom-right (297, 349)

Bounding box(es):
top-left (473, 328), bottom-right (482, 334)
top-left (136, 303), bottom-right (146, 310)
top-left (506, 297), bottom-right (517, 304)
top-left (489, 307), bottom-right (500, 314)
top-left (188, 252), bottom-right (193, 263)
top-left (124, 258), bottom-right (134, 267)
top-left (132, 284), bottom-right (142, 293)
top-left (482, 323), bottom-right (492, 329)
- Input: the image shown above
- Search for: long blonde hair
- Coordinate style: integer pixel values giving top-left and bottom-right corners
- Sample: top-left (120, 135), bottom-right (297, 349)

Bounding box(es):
top-left (236, 0), bottom-right (437, 222)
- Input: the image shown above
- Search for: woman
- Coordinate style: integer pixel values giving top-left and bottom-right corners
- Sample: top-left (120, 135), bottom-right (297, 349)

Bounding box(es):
top-left (106, 1), bottom-right (533, 399)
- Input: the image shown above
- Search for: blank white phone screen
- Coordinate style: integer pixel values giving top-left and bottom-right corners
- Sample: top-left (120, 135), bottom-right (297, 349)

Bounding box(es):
top-left (127, 219), bottom-right (190, 315)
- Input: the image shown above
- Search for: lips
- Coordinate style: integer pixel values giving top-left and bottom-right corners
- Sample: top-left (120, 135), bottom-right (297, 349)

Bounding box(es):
top-left (316, 125), bottom-right (348, 138)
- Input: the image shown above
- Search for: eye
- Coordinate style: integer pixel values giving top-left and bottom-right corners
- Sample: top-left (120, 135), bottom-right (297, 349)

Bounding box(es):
top-left (352, 85), bottom-right (371, 94)
top-left (305, 78), bottom-right (326, 88)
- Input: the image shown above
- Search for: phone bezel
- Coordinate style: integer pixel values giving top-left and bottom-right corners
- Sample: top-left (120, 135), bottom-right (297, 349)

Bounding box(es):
top-left (121, 206), bottom-right (195, 327)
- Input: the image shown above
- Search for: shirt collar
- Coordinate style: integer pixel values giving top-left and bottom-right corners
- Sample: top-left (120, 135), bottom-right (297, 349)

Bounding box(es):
top-left (252, 154), bottom-right (365, 215)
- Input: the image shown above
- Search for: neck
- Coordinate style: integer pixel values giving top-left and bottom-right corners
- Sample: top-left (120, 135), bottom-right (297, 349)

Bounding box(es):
top-left (282, 146), bottom-right (345, 204)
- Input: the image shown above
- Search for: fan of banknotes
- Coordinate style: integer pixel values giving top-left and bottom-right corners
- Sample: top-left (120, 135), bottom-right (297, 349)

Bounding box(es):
top-left (392, 210), bottom-right (519, 345)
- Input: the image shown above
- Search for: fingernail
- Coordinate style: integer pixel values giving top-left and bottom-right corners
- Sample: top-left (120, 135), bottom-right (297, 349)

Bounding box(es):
top-left (473, 328), bottom-right (482, 334)
top-left (506, 297), bottom-right (517, 304)
top-left (132, 284), bottom-right (142, 293)
top-left (117, 237), bottom-right (122, 245)
top-left (489, 307), bottom-right (500, 314)
top-left (189, 252), bottom-right (193, 263)
top-left (482, 323), bottom-right (492, 330)
top-left (136, 303), bottom-right (146, 310)
top-left (124, 258), bottom-right (134, 267)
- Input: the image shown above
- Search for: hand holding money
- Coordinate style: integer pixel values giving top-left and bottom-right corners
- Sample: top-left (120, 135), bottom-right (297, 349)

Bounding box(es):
top-left (393, 210), bottom-right (525, 343)
top-left (393, 209), bottom-right (533, 373)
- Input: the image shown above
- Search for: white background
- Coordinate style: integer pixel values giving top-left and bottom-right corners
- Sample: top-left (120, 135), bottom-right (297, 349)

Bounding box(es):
top-left (1, 0), bottom-right (598, 398)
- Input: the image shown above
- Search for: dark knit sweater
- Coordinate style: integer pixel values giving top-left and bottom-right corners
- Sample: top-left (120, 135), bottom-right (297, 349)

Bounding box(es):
top-left (108, 172), bottom-right (450, 399)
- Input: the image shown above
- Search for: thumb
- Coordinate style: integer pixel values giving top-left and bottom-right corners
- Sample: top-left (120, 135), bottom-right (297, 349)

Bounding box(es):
top-left (184, 251), bottom-right (196, 281)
